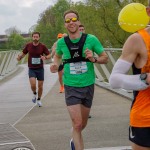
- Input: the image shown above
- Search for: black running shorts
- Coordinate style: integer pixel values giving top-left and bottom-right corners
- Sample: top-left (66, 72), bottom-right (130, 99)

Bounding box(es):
top-left (64, 84), bottom-right (94, 108)
top-left (129, 126), bottom-right (150, 147)
top-left (58, 64), bottom-right (64, 72)
top-left (28, 68), bottom-right (44, 81)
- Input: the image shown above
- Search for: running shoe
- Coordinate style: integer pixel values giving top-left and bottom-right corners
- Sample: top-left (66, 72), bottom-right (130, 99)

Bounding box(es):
top-left (59, 86), bottom-right (64, 93)
top-left (88, 115), bottom-right (92, 118)
top-left (32, 95), bottom-right (36, 103)
top-left (70, 138), bottom-right (75, 150)
top-left (37, 100), bottom-right (42, 107)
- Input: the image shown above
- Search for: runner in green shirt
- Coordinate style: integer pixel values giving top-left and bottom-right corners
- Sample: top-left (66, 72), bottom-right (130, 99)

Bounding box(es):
top-left (50, 10), bottom-right (108, 150)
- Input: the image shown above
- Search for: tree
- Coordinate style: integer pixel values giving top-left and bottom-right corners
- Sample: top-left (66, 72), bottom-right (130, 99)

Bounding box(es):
top-left (33, 0), bottom-right (149, 48)
top-left (7, 33), bottom-right (25, 50)
top-left (5, 26), bottom-right (21, 36)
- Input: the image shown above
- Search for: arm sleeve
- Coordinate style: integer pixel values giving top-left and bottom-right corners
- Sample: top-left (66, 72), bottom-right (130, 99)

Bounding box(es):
top-left (109, 59), bottom-right (149, 90)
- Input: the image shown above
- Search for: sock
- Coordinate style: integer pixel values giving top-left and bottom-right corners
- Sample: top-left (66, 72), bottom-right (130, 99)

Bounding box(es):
top-left (37, 98), bottom-right (40, 101)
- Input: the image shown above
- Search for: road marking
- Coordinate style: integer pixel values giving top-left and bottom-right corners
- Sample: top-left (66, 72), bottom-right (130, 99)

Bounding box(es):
top-left (85, 146), bottom-right (132, 150)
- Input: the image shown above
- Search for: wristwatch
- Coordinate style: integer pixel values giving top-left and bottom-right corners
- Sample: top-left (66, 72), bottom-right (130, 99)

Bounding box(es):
top-left (140, 73), bottom-right (148, 85)
top-left (93, 57), bottom-right (97, 63)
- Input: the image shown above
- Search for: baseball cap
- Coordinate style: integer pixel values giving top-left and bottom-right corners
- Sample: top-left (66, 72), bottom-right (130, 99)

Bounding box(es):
top-left (57, 33), bottom-right (63, 38)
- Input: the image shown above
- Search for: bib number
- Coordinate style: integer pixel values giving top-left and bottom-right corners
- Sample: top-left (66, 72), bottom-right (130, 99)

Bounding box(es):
top-left (32, 58), bottom-right (41, 64)
top-left (70, 62), bottom-right (88, 74)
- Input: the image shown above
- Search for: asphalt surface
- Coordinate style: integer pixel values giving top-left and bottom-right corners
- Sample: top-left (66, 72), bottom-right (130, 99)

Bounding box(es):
top-left (0, 64), bottom-right (132, 150)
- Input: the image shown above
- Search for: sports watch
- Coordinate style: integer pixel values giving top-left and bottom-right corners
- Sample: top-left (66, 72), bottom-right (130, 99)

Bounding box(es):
top-left (93, 57), bottom-right (97, 63)
top-left (140, 73), bottom-right (148, 85)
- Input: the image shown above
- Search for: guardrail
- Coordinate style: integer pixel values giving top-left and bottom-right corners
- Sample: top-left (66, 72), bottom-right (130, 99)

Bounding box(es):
top-left (0, 49), bottom-right (133, 99)
top-left (94, 48), bottom-right (133, 100)
top-left (0, 50), bottom-right (20, 80)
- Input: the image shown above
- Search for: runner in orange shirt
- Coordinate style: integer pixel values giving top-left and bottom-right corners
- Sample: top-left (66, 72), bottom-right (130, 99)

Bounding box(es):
top-left (51, 33), bottom-right (67, 93)
top-left (109, 2), bottom-right (150, 150)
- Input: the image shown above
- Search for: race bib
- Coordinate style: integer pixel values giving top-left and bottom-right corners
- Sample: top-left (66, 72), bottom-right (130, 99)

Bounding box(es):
top-left (32, 58), bottom-right (41, 64)
top-left (70, 62), bottom-right (88, 74)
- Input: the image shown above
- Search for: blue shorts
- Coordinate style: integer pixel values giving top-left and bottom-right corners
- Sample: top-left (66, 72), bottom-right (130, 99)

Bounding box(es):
top-left (129, 126), bottom-right (150, 147)
top-left (28, 68), bottom-right (44, 81)
top-left (64, 84), bottom-right (94, 108)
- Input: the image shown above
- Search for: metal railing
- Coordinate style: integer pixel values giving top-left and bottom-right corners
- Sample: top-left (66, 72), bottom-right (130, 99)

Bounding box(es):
top-left (0, 48), bottom-right (133, 99)
top-left (94, 48), bottom-right (133, 100)
top-left (0, 50), bottom-right (20, 80)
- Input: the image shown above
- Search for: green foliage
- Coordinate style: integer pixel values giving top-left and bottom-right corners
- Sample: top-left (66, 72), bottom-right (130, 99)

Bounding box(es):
top-left (7, 33), bottom-right (26, 50)
top-left (35, 0), bottom-right (70, 48)
top-left (2, 0), bottom-right (149, 51)
top-left (27, 0), bottom-right (150, 48)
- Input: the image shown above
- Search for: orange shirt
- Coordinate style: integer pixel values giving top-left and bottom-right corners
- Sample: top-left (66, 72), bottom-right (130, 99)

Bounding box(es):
top-left (130, 29), bottom-right (150, 127)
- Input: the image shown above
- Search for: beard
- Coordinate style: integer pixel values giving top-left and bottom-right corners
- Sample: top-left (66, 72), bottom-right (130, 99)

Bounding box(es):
top-left (33, 39), bottom-right (39, 43)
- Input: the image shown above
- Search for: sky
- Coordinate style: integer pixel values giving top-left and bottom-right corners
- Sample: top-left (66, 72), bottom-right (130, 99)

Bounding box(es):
top-left (0, 0), bottom-right (80, 35)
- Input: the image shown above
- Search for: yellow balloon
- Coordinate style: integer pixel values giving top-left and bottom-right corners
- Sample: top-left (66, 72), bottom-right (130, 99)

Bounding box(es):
top-left (118, 3), bottom-right (149, 33)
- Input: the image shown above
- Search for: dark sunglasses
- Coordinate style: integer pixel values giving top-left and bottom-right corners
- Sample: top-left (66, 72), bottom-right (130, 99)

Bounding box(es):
top-left (65, 17), bottom-right (78, 23)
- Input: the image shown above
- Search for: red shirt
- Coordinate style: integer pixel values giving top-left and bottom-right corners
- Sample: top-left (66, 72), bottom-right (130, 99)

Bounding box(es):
top-left (23, 42), bottom-right (50, 68)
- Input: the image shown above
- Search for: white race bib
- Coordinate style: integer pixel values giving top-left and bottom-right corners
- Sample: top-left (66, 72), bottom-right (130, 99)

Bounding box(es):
top-left (70, 62), bottom-right (88, 74)
top-left (32, 58), bottom-right (41, 64)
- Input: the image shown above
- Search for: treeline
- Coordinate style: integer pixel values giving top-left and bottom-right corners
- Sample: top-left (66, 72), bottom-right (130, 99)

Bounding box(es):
top-left (35, 0), bottom-right (147, 48)
top-left (1, 0), bottom-right (147, 50)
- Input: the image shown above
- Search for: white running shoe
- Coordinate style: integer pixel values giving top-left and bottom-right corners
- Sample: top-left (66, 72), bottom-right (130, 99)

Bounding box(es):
top-left (37, 100), bottom-right (42, 107)
top-left (32, 95), bottom-right (36, 103)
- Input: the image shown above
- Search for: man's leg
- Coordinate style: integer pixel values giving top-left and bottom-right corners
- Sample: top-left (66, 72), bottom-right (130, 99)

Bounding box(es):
top-left (58, 70), bottom-right (63, 87)
top-left (38, 80), bottom-right (44, 98)
top-left (36, 68), bottom-right (44, 107)
top-left (29, 77), bottom-right (36, 93)
top-left (58, 70), bottom-right (64, 93)
top-left (29, 77), bottom-right (37, 103)
top-left (67, 104), bottom-right (90, 150)
top-left (58, 65), bottom-right (64, 93)
top-left (81, 105), bottom-right (90, 129)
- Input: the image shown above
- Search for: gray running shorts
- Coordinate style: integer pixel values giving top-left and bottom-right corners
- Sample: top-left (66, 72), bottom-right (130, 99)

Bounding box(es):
top-left (64, 84), bottom-right (94, 108)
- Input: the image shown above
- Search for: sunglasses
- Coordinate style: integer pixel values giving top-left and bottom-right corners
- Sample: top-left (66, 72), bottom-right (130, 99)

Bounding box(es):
top-left (65, 17), bottom-right (78, 23)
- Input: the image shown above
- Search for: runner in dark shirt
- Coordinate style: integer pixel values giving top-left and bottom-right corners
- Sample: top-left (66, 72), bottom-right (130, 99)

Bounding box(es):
top-left (17, 31), bottom-right (51, 107)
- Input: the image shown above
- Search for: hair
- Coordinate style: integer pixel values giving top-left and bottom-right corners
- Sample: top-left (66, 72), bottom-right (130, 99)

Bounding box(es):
top-left (63, 10), bottom-right (79, 20)
top-left (32, 31), bottom-right (40, 37)
top-left (79, 24), bottom-right (84, 28)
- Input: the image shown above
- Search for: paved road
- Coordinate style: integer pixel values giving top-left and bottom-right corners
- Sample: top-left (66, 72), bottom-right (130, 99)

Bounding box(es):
top-left (0, 64), bottom-right (132, 150)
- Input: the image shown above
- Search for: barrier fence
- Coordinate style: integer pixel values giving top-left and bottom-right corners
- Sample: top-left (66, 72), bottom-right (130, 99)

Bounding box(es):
top-left (0, 49), bottom-right (133, 99)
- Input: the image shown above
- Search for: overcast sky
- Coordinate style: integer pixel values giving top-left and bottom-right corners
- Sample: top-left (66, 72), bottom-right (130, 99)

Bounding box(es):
top-left (0, 0), bottom-right (80, 35)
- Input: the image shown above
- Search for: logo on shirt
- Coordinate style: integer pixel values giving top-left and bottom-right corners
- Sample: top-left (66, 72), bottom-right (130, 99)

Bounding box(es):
top-left (73, 52), bottom-right (79, 58)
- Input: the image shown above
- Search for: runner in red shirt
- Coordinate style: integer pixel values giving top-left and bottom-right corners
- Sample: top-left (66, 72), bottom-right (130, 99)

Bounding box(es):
top-left (17, 31), bottom-right (51, 107)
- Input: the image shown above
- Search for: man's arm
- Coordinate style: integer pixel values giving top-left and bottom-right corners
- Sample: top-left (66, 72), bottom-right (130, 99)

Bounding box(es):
top-left (85, 49), bottom-right (108, 64)
top-left (109, 33), bottom-right (150, 90)
top-left (50, 54), bottom-right (62, 73)
top-left (51, 42), bottom-right (57, 58)
top-left (17, 52), bottom-right (26, 61)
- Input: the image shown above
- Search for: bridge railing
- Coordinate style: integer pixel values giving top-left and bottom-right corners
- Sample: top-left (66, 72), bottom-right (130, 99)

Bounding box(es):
top-left (0, 50), bottom-right (20, 80)
top-left (0, 49), bottom-right (133, 99)
top-left (94, 48), bottom-right (133, 100)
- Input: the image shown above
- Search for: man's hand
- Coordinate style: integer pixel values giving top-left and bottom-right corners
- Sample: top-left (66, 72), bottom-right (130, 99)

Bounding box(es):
top-left (50, 64), bottom-right (58, 73)
top-left (40, 55), bottom-right (47, 61)
top-left (16, 55), bottom-right (22, 61)
top-left (85, 49), bottom-right (95, 62)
